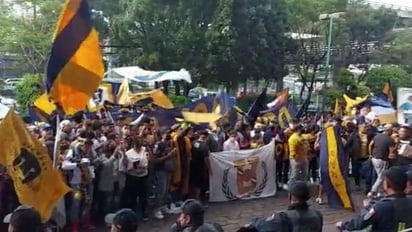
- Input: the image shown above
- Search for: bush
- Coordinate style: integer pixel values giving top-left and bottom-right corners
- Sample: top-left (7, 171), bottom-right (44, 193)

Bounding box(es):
top-left (15, 73), bottom-right (42, 115)
top-left (169, 95), bottom-right (191, 107)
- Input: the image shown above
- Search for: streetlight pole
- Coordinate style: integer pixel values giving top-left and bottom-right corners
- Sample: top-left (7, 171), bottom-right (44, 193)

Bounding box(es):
top-left (325, 17), bottom-right (334, 83)
top-left (319, 12), bottom-right (345, 110)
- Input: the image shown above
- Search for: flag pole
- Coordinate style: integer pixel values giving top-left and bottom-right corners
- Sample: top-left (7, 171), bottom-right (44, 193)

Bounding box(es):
top-left (52, 114), bottom-right (61, 168)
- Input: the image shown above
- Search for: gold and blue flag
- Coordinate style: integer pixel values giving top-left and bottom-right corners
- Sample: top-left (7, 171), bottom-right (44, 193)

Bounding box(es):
top-left (319, 125), bottom-right (353, 209)
top-left (46, 0), bottom-right (104, 114)
top-left (380, 80), bottom-right (394, 103)
top-left (0, 110), bottom-right (70, 221)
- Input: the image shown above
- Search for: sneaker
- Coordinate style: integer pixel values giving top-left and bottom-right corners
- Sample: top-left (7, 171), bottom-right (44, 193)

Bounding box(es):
top-left (315, 197), bottom-right (323, 205)
top-left (142, 214), bottom-right (149, 222)
top-left (154, 210), bottom-right (165, 220)
top-left (162, 206), bottom-right (172, 215)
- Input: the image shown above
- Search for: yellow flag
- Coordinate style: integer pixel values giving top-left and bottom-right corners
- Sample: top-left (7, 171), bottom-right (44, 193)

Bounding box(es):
top-left (181, 112), bottom-right (222, 124)
top-left (0, 110), bottom-right (70, 221)
top-left (343, 94), bottom-right (368, 114)
top-left (34, 93), bottom-right (56, 115)
top-left (334, 99), bottom-right (341, 116)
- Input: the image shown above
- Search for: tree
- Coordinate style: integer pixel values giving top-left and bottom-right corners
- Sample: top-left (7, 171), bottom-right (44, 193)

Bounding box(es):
top-left (365, 65), bottom-right (411, 95)
top-left (15, 73), bottom-right (42, 114)
top-left (375, 30), bottom-right (412, 73)
top-left (110, 0), bottom-right (219, 94)
top-left (285, 0), bottom-right (345, 105)
top-left (0, 0), bottom-right (63, 73)
top-left (332, 2), bottom-right (398, 81)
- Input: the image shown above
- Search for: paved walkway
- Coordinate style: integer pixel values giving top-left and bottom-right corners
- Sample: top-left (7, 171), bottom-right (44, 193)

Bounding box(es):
top-left (96, 188), bottom-right (365, 232)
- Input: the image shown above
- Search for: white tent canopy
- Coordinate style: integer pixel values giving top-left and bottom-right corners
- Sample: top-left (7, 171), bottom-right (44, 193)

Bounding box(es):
top-left (0, 103), bottom-right (10, 119)
top-left (104, 66), bottom-right (192, 83)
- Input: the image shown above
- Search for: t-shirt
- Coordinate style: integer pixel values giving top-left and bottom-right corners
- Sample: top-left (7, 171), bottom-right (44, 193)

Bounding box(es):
top-left (191, 140), bottom-right (210, 170)
top-left (288, 133), bottom-right (306, 160)
top-left (372, 133), bottom-right (394, 161)
top-left (153, 140), bottom-right (175, 171)
top-left (124, 147), bottom-right (149, 177)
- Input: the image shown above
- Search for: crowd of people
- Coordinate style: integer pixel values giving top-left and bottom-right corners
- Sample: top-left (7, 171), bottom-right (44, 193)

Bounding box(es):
top-left (1, 105), bottom-right (412, 232)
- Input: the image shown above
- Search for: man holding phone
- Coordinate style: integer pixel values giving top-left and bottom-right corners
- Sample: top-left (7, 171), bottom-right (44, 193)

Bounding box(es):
top-left (152, 130), bottom-right (177, 219)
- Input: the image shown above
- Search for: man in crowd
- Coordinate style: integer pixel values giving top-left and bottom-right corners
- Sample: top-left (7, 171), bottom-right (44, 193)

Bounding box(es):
top-left (336, 167), bottom-right (412, 231)
top-left (3, 205), bottom-right (43, 232)
top-left (170, 199), bottom-right (223, 232)
top-left (238, 181), bottom-right (323, 232)
top-left (368, 124), bottom-right (394, 198)
top-left (288, 125), bottom-right (308, 186)
top-left (105, 208), bottom-right (138, 232)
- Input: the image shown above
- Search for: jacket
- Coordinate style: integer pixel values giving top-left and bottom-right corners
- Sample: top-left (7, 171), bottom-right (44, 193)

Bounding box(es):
top-left (341, 193), bottom-right (412, 232)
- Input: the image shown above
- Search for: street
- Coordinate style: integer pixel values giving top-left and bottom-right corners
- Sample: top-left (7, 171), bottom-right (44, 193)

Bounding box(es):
top-left (96, 186), bottom-right (364, 232)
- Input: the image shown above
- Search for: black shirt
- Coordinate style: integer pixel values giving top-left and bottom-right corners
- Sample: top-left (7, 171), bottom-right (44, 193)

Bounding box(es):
top-left (372, 133), bottom-right (394, 161)
top-left (191, 140), bottom-right (210, 169)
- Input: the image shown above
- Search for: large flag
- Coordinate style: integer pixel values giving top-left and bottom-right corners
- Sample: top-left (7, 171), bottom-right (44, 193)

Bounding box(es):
top-left (379, 80), bottom-right (394, 103)
top-left (343, 94), bottom-right (368, 114)
top-left (247, 88), bottom-right (268, 123)
top-left (319, 125), bottom-right (353, 209)
top-left (334, 98), bottom-right (342, 116)
top-left (0, 111), bottom-right (70, 221)
top-left (117, 79), bottom-right (174, 109)
top-left (209, 141), bottom-right (276, 202)
top-left (267, 88), bottom-right (289, 108)
top-left (184, 96), bottom-right (215, 113)
top-left (46, 0), bottom-right (104, 114)
top-left (262, 100), bottom-right (296, 129)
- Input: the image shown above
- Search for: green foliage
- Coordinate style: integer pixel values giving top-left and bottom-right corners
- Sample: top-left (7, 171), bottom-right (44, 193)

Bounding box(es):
top-left (365, 65), bottom-right (411, 94)
top-left (168, 95), bottom-right (191, 107)
top-left (0, 0), bottom-right (63, 73)
top-left (376, 30), bottom-right (412, 73)
top-left (323, 68), bottom-right (370, 107)
top-left (110, 0), bottom-right (289, 92)
top-left (15, 73), bottom-right (42, 115)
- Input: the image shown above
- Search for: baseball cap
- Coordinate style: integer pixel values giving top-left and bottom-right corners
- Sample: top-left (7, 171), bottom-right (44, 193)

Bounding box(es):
top-left (3, 205), bottom-right (42, 232)
top-left (105, 209), bottom-right (138, 231)
top-left (181, 199), bottom-right (205, 217)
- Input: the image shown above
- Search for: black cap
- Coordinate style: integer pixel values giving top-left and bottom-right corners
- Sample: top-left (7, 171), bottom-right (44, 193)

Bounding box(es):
top-left (105, 208), bottom-right (138, 231)
top-left (3, 205), bottom-right (42, 232)
top-left (384, 167), bottom-right (407, 193)
top-left (181, 199), bottom-right (205, 217)
top-left (289, 181), bottom-right (310, 201)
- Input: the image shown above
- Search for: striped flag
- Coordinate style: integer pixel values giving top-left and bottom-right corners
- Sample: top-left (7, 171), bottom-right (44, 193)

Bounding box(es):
top-left (381, 80), bottom-right (394, 103)
top-left (319, 125), bottom-right (354, 209)
top-left (46, 0), bottom-right (104, 114)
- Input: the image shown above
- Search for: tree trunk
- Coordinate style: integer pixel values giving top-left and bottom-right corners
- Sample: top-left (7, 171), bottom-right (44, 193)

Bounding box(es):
top-left (162, 81), bottom-right (169, 95)
top-left (276, 77), bottom-right (283, 92)
top-left (174, 81), bottom-right (181, 96)
top-left (183, 83), bottom-right (190, 96)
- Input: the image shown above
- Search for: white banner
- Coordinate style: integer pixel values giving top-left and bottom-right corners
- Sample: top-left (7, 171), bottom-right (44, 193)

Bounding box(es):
top-left (209, 141), bottom-right (276, 202)
top-left (397, 87), bottom-right (412, 124)
top-left (105, 66), bottom-right (192, 83)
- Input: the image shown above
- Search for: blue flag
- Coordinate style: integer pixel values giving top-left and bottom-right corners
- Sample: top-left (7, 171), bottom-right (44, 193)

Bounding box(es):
top-left (319, 125), bottom-right (354, 209)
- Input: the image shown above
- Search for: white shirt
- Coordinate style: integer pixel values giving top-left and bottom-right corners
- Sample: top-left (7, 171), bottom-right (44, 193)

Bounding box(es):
top-left (223, 138), bottom-right (240, 151)
top-left (121, 147), bottom-right (149, 177)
